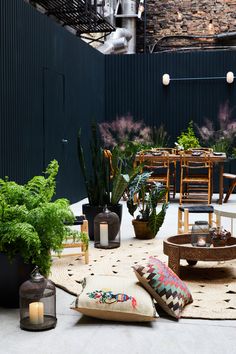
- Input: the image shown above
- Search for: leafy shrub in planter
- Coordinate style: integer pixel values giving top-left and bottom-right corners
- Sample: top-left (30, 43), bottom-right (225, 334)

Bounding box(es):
top-left (0, 160), bottom-right (77, 276)
top-left (177, 121), bottom-right (200, 150)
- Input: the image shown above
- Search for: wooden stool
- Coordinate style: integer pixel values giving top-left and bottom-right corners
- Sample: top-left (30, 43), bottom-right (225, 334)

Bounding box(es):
top-left (178, 205), bottom-right (214, 234)
top-left (223, 173), bottom-right (236, 203)
top-left (62, 215), bottom-right (89, 264)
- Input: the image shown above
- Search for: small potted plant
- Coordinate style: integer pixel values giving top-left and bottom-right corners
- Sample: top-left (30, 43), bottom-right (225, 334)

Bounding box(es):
top-left (209, 227), bottom-right (231, 247)
top-left (176, 121), bottom-right (200, 151)
top-left (0, 160), bottom-right (84, 307)
top-left (126, 172), bottom-right (168, 239)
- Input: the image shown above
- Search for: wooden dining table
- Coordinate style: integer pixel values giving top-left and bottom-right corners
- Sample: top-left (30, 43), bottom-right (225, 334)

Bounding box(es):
top-left (134, 152), bottom-right (227, 204)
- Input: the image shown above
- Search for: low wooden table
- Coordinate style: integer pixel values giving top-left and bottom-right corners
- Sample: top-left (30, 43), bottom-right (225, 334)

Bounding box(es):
top-left (163, 234), bottom-right (236, 276)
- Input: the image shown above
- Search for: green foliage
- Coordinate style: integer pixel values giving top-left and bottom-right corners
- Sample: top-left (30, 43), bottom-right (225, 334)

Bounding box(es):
top-left (151, 124), bottom-right (170, 148)
top-left (126, 172), bottom-right (168, 236)
top-left (196, 102), bottom-right (236, 157)
top-left (211, 138), bottom-right (231, 154)
top-left (77, 123), bottom-right (141, 207)
top-left (69, 230), bottom-right (89, 251)
top-left (0, 160), bottom-right (75, 276)
top-left (232, 148), bottom-right (236, 158)
top-left (177, 121), bottom-right (200, 150)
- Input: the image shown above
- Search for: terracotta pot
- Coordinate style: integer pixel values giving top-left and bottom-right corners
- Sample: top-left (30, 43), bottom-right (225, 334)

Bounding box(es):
top-left (132, 219), bottom-right (155, 239)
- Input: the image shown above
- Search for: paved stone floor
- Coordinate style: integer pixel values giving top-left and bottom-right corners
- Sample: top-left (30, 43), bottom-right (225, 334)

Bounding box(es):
top-left (1, 195), bottom-right (236, 354)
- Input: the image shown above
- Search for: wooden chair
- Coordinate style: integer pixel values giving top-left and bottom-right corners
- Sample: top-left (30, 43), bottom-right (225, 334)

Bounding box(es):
top-left (223, 173), bottom-right (236, 203)
top-left (151, 148), bottom-right (177, 199)
top-left (61, 215), bottom-right (89, 264)
top-left (179, 151), bottom-right (213, 204)
top-left (139, 150), bottom-right (170, 203)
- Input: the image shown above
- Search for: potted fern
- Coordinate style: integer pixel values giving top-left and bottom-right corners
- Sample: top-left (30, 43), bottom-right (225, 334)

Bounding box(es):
top-left (0, 160), bottom-right (81, 307)
top-left (77, 123), bottom-right (141, 240)
top-left (127, 172), bottom-right (168, 239)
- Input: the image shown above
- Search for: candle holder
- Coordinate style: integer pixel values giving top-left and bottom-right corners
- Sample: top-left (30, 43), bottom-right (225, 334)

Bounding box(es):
top-left (19, 267), bottom-right (57, 331)
top-left (94, 206), bottom-right (120, 249)
top-left (191, 221), bottom-right (211, 247)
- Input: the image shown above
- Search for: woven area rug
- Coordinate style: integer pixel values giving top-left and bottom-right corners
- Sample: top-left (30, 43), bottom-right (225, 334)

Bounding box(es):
top-left (50, 238), bottom-right (236, 319)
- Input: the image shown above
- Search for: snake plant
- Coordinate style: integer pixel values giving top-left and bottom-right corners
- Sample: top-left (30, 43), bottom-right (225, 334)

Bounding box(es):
top-left (77, 123), bottom-right (141, 207)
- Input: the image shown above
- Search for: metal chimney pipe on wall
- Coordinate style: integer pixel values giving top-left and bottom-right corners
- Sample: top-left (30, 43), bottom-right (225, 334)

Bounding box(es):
top-left (115, 0), bottom-right (137, 53)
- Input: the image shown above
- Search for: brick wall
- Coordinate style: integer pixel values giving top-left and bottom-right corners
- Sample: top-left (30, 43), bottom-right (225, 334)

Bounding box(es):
top-left (137, 0), bottom-right (236, 52)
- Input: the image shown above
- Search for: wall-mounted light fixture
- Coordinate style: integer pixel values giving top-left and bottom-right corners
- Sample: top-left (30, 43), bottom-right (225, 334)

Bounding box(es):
top-left (162, 71), bottom-right (234, 85)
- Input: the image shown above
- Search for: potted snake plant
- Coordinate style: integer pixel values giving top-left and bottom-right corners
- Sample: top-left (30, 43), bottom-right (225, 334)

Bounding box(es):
top-left (127, 172), bottom-right (168, 239)
top-left (77, 123), bottom-right (141, 240)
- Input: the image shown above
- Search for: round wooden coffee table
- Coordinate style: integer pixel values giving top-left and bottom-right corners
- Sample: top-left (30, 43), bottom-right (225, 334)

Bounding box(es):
top-left (163, 234), bottom-right (236, 276)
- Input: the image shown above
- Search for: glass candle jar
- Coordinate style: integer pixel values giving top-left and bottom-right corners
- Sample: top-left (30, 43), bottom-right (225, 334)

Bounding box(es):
top-left (191, 221), bottom-right (211, 247)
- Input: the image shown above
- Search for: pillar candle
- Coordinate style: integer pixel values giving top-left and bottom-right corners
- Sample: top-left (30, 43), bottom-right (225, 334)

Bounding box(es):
top-left (100, 222), bottom-right (109, 247)
top-left (197, 236), bottom-right (206, 247)
top-left (29, 302), bottom-right (44, 325)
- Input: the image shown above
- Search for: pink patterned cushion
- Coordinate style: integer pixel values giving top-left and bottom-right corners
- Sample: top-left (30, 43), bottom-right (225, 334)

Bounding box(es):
top-left (133, 257), bottom-right (193, 319)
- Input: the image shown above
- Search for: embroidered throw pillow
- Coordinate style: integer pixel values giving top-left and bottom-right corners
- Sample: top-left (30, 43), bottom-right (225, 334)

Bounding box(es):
top-left (133, 257), bottom-right (193, 319)
top-left (71, 275), bottom-right (158, 322)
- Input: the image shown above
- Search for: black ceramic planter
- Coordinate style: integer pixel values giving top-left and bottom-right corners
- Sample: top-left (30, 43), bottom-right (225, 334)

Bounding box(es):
top-left (0, 254), bottom-right (33, 308)
top-left (82, 203), bottom-right (123, 241)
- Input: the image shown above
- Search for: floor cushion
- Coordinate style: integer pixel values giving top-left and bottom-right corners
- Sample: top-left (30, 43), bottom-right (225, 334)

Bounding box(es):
top-left (71, 275), bottom-right (158, 322)
top-left (133, 257), bottom-right (193, 319)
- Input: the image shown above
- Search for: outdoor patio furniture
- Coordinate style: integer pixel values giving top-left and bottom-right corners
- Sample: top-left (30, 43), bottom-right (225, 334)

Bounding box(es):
top-left (139, 150), bottom-right (170, 202)
top-left (163, 234), bottom-right (236, 276)
top-left (223, 173), bottom-right (236, 203)
top-left (177, 205), bottom-right (214, 234)
top-left (150, 147), bottom-right (177, 199)
top-left (214, 205), bottom-right (236, 236)
top-left (61, 215), bottom-right (89, 264)
top-left (133, 151), bottom-right (226, 204)
top-left (179, 151), bottom-right (213, 204)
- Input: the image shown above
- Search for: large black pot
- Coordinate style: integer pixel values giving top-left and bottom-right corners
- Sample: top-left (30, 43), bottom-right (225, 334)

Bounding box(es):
top-left (82, 203), bottom-right (123, 241)
top-left (0, 254), bottom-right (33, 308)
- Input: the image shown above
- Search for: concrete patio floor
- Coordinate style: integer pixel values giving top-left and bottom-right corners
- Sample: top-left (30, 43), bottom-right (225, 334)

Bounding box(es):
top-left (1, 195), bottom-right (236, 354)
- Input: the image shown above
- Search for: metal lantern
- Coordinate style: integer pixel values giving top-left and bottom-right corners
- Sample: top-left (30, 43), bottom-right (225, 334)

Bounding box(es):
top-left (191, 221), bottom-right (211, 247)
top-left (94, 206), bottom-right (120, 249)
top-left (19, 267), bottom-right (57, 331)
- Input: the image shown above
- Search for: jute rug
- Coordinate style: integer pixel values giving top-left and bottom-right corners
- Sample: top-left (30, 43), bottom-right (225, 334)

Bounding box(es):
top-left (50, 238), bottom-right (236, 319)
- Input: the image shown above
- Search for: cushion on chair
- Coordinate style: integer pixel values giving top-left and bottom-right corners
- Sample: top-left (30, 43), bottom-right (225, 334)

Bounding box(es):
top-left (133, 257), bottom-right (193, 319)
top-left (71, 275), bottom-right (158, 322)
top-left (178, 205), bottom-right (214, 213)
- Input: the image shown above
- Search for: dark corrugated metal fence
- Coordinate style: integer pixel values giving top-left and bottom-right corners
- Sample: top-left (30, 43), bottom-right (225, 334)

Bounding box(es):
top-left (1, 0), bottom-right (236, 200)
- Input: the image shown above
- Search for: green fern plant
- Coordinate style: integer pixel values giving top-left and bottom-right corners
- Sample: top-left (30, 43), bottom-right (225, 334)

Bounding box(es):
top-left (126, 172), bottom-right (168, 236)
top-left (0, 160), bottom-right (77, 276)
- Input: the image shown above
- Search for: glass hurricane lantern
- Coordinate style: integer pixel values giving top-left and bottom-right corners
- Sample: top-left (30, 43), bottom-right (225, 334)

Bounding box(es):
top-left (19, 267), bottom-right (57, 331)
top-left (191, 221), bottom-right (211, 247)
top-left (94, 206), bottom-right (120, 249)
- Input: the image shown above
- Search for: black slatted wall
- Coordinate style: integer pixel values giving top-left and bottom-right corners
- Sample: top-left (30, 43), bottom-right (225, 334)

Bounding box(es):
top-left (0, 0), bottom-right (105, 202)
top-left (1, 0), bottom-right (236, 201)
top-left (105, 51), bottom-right (236, 145)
